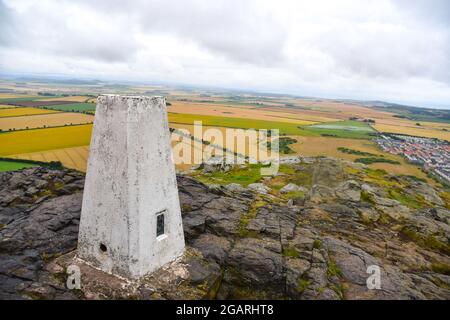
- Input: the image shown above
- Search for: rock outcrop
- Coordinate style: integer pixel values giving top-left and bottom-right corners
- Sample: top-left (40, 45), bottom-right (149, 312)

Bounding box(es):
top-left (0, 157), bottom-right (449, 300)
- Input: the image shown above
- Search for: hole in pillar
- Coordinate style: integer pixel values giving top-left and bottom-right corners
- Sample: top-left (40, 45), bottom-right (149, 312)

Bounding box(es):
top-left (156, 211), bottom-right (165, 238)
top-left (99, 243), bottom-right (107, 253)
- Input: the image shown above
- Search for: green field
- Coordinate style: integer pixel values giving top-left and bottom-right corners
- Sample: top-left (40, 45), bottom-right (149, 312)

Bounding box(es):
top-left (168, 112), bottom-right (315, 136)
top-left (304, 120), bottom-right (376, 139)
top-left (41, 103), bottom-right (96, 112)
top-left (0, 160), bottom-right (36, 172)
top-left (168, 113), bottom-right (377, 139)
top-left (0, 96), bottom-right (42, 103)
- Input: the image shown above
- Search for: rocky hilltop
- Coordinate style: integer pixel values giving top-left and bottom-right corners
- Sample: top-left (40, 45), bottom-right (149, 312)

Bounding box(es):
top-left (0, 157), bottom-right (449, 300)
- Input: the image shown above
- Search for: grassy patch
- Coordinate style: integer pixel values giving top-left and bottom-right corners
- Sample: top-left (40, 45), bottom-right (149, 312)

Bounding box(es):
top-left (401, 227), bottom-right (450, 255)
top-left (239, 199), bottom-right (266, 237)
top-left (193, 164), bottom-right (264, 187)
top-left (361, 191), bottom-right (376, 205)
top-left (266, 164), bottom-right (312, 193)
top-left (344, 166), bottom-right (362, 176)
top-left (388, 189), bottom-right (429, 209)
top-left (431, 263), bottom-right (450, 276)
top-left (297, 278), bottom-right (311, 293)
top-left (363, 168), bottom-right (400, 188)
top-left (313, 239), bottom-right (322, 249)
top-left (282, 246), bottom-right (300, 258)
top-left (282, 190), bottom-right (305, 200)
top-left (303, 120), bottom-right (376, 139)
top-left (327, 259), bottom-right (342, 278)
top-left (0, 160), bottom-right (36, 172)
top-left (440, 191), bottom-right (450, 210)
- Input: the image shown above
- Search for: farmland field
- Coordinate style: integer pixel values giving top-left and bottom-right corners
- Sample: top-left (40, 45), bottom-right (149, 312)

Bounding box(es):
top-left (41, 102), bottom-right (96, 112)
top-left (303, 120), bottom-right (376, 139)
top-left (289, 136), bottom-right (430, 181)
top-left (0, 104), bottom-right (18, 109)
top-left (0, 80), bottom-right (448, 183)
top-left (168, 112), bottom-right (316, 136)
top-left (0, 124), bottom-right (92, 155)
top-left (0, 112), bottom-right (94, 131)
top-left (168, 101), bottom-right (324, 123)
top-left (0, 107), bottom-right (60, 118)
top-left (37, 95), bottom-right (91, 102)
top-left (0, 160), bottom-right (37, 172)
top-left (10, 146), bottom-right (89, 171)
top-left (0, 93), bottom-right (35, 99)
top-left (373, 123), bottom-right (450, 141)
top-left (0, 100), bottom-right (75, 107)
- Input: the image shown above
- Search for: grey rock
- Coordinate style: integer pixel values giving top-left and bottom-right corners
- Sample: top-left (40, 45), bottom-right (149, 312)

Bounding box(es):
top-left (280, 183), bottom-right (308, 194)
top-left (227, 238), bottom-right (284, 291)
top-left (335, 180), bottom-right (361, 202)
top-left (191, 234), bottom-right (231, 264)
top-left (225, 183), bottom-right (246, 193)
top-left (247, 183), bottom-right (270, 194)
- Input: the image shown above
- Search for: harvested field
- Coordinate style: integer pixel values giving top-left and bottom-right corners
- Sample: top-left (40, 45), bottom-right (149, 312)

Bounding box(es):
top-left (0, 124), bottom-right (92, 156)
top-left (168, 101), bottom-right (321, 124)
top-left (373, 123), bottom-right (450, 141)
top-left (0, 107), bottom-right (60, 118)
top-left (289, 136), bottom-right (430, 181)
top-left (0, 104), bottom-right (18, 109)
top-left (0, 93), bottom-right (35, 99)
top-left (0, 112), bottom-right (94, 131)
top-left (37, 95), bottom-right (91, 102)
top-left (10, 146), bottom-right (89, 172)
top-left (168, 112), bottom-right (316, 136)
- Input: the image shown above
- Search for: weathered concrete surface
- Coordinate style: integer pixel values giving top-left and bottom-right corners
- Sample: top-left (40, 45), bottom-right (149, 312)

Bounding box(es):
top-left (78, 95), bottom-right (185, 279)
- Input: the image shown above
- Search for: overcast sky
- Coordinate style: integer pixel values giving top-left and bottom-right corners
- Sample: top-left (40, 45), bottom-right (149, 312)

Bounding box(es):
top-left (1, 0), bottom-right (449, 109)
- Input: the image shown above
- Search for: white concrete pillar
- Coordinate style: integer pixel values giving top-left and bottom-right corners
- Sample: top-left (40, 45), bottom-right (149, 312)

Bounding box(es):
top-left (78, 95), bottom-right (185, 279)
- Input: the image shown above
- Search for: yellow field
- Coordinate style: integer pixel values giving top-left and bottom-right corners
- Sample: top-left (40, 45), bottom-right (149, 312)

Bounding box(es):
top-left (0, 112), bottom-right (94, 131)
top-left (290, 136), bottom-right (430, 181)
top-left (0, 107), bottom-right (60, 118)
top-left (0, 124), bottom-right (92, 156)
top-left (37, 95), bottom-right (90, 102)
top-left (373, 123), bottom-right (450, 141)
top-left (0, 104), bottom-right (18, 109)
top-left (8, 124), bottom-right (249, 172)
top-left (10, 146), bottom-right (90, 171)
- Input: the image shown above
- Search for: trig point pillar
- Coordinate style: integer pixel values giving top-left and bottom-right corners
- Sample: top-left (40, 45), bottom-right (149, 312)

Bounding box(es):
top-left (78, 95), bottom-right (185, 279)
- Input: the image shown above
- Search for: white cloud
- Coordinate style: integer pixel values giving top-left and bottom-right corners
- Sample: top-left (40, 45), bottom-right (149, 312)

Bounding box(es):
top-left (0, 0), bottom-right (449, 108)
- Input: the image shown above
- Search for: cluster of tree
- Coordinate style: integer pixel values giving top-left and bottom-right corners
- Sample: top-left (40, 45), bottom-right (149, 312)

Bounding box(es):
top-left (355, 157), bottom-right (400, 165)
top-left (337, 147), bottom-right (380, 157)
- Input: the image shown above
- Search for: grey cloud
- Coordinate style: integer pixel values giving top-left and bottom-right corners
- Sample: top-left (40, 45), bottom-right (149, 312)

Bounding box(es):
top-left (78, 0), bottom-right (287, 65)
top-left (0, 1), bottom-right (15, 46)
top-left (1, 0), bottom-right (139, 63)
top-left (0, 0), bottom-right (449, 108)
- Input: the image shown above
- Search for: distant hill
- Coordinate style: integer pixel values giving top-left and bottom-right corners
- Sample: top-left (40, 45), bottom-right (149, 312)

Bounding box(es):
top-left (339, 99), bottom-right (450, 124)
